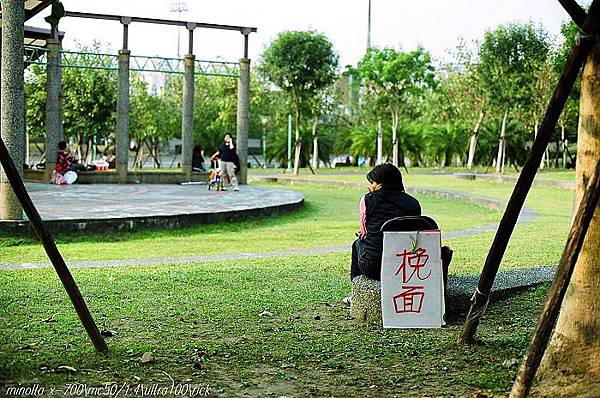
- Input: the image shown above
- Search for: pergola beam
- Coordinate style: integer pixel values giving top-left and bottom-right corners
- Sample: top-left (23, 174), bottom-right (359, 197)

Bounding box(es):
top-left (64, 11), bottom-right (257, 34)
top-left (24, 0), bottom-right (52, 21)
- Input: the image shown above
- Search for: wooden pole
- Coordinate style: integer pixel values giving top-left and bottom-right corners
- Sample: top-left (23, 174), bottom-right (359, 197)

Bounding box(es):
top-left (558, 0), bottom-right (587, 29)
top-left (509, 155), bottom-right (600, 398)
top-left (459, 0), bottom-right (600, 344)
top-left (0, 136), bottom-right (108, 353)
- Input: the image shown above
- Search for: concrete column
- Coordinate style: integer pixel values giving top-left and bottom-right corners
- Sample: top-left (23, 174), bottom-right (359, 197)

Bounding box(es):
top-left (1, 0), bottom-right (25, 220)
top-left (116, 49), bottom-right (130, 183)
top-left (236, 58), bottom-right (250, 184)
top-left (45, 38), bottom-right (63, 181)
top-left (181, 54), bottom-right (195, 181)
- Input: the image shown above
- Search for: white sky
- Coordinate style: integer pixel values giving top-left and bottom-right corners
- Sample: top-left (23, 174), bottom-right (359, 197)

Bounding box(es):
top-left (29, 0), bottom-right (573, 67)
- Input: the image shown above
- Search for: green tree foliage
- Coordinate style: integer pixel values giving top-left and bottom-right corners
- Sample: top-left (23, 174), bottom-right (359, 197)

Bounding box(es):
top-left (129, 75), bottom-right (180, 168)
top-left (356, 46), bottom-right (435, 166)
top-left (24, 64), bottom-right (47, 141)
top-left (476, 22), bottom-right (553, 167)
top-left (62, 47), bottom-right (118, 141)
top-left (260, 30), bottom-right (339, 172)
top-left (25, 43), bottom-right (117, 161)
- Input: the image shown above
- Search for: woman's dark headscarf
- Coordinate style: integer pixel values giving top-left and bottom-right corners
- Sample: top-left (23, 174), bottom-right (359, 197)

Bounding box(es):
top-left (366, 163), bottom-right (405, 191)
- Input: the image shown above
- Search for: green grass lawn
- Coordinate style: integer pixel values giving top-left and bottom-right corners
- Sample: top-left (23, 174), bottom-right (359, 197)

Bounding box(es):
top-left (0, 184), bottom-right (501, 266)
top-left (0, 173), bottom-right (574, 396)
top-left (251, 172), bottom-right (575, 273)
top-left (0, 255), bottom-right (549, 397)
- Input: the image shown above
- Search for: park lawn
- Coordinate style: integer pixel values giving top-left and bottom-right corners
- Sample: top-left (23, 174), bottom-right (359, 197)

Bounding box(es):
top-left (266, 171), bottom-right (575, 272)
top-left (0, 185), bottom-right (500, 265)
top-left (0, 254), bottom-right (548, 397)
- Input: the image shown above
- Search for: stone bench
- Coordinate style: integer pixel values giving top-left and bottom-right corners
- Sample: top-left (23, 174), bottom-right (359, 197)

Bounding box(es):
top-left (349, 266), bottom-right (556, 324)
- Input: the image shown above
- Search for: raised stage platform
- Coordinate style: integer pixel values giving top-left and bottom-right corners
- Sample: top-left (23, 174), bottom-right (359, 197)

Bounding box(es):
top-left (0, 183), bottom-right (304, 235)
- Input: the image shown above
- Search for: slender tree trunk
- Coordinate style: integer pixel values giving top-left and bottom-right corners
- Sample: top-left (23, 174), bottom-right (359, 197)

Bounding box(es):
top-left (534, 121), bottom-right (545, 170)
top-left (75, 132), bottom-right (82, 162)
top-left (311, 116), bottom-right (318, 170)
top-left (376, 118), bottom-right (383, 165)
top-left (153, 138), bottom-right (161, 168)
top-left (135, 143), bottom-right (143, 169)
top-left (496, 110), bottom-right (508, 173)
top-left (561, 124), bottom-right (567, 169)
top-left (391, 111), bottom-right (399, 167)
top-left (467, 109), bottom-right (485, 170)
top-left (535, 45), bottom-right (600, 396)
top-left (85, 136), bottom-right (93, 165)
top-left (293, 106), bottom-right (301, 175)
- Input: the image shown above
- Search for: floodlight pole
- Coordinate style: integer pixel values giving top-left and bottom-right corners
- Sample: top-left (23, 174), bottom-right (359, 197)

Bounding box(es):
top-left (367, 0), bottom-right (372, 50)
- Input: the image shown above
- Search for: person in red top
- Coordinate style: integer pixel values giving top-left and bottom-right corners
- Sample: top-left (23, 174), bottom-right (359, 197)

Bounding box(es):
top-left (56, 141), bottom-right (76, 173)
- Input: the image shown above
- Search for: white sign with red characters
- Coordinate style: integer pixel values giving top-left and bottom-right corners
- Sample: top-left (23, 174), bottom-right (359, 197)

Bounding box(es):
top-left (381, 231), bottom-right (445, 328)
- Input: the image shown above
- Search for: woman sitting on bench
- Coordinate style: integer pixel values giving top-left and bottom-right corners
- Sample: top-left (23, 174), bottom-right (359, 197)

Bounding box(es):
top-left (350, 163), bottom-right (421, 282)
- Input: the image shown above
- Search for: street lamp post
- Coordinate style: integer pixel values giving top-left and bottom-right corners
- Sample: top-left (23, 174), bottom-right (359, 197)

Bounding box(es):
top-left (170, 1), bottom-right (188, 58)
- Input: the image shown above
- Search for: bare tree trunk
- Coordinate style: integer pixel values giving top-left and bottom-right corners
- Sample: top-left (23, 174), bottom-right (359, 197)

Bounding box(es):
top-left (135, 143), bottom-right (144, 169)
top-left (377, 118), bottom-right (383, 165)
top-left (496, 110), bottom-right (508, 173)
top-left (75, 132), bottom-right (82, 162)
top-left (534, 121), bottom-right (546, 170)
top-left (467, 109), bottom-right (485, 170)
top-left (535, 45), bottom-right (600, 396)
top-left (561, 123), bottom-right (567, 169)
top-left (311, 117), bottom-right (318, 170)
top-left (85, 136), bottom-right (93, 165)
top-left (153, 138), bottom-right (161, 168)
top-left (293, 107), bottom-right (301, 175)
top-left (391, 111), bottom-right (399, 167)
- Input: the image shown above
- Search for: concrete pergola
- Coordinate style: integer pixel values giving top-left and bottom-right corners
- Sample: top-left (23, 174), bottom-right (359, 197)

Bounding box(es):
top-left (1, 1), bottom-right (256, 221)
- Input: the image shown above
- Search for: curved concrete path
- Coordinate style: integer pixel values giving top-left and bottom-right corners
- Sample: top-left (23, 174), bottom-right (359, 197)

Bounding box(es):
top-left (1, 179), bottom-right (539, 270)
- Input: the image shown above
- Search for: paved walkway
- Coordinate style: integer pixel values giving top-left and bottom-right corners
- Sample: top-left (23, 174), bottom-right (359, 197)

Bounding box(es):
top-left (24, 182), bottom-right (304, 220)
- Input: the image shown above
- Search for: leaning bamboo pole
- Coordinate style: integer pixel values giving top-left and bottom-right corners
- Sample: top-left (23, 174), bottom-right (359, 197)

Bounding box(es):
top-left (0, 136), bottom-right (108, 352)
top-left (509, 155), bottom-right (600, 397)
top-left (459, 0), bottom-right (600, 344)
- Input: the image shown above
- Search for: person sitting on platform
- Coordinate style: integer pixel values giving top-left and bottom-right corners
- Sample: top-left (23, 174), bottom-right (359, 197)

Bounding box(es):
top-left (56, 141), bottom-right (87, 172)
top-left (192, 145), bottom-right (206, 172)
top-left (51, 141), bottom-right (81, 185)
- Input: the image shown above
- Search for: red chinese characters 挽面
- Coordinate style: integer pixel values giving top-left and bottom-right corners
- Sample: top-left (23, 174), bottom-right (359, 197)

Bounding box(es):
top-left (392, 248), bottom-right (431, 313)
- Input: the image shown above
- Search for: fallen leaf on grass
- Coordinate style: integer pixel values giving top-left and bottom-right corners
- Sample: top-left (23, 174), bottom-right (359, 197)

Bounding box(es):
top-left (502, 358), bottom-right (520, 368)
top-left (19, 343), bottom-right (36, 351)
top-left (140, 352), bottom-right (156, 364)
top-left (258, 310), bottom-right (274, 317)
top-left (56, 366), bottom-right (77, 374)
